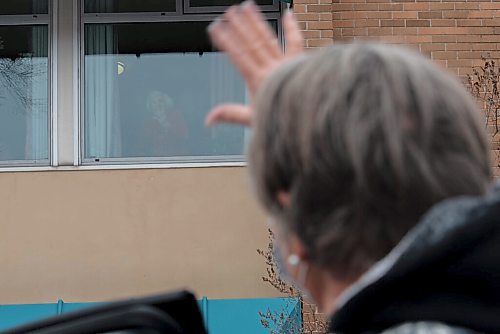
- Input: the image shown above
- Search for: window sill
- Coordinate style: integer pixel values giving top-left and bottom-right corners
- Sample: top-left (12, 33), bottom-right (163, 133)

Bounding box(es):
top-left (0, 161), bottom-right (247, 173)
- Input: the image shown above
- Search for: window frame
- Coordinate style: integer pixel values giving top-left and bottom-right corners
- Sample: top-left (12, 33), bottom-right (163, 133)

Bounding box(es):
top-left (83, 0), bottom-right (180, 16)
top-left (79, 0), bottom-right (283, 166)
top-left (0, 3), bottom-right (53, 167)
top-left (184, 0), bottom-right (280, 14)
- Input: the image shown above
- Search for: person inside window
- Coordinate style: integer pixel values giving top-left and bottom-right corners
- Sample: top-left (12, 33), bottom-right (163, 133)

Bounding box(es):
top-left (139, 90), bottom-right (188, 157)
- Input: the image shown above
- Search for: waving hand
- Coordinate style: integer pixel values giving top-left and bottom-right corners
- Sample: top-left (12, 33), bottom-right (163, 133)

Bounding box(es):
top-left (206, 1), bottom-right (304, 127)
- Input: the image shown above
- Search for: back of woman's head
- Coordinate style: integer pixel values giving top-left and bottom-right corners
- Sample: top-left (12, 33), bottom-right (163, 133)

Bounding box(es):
top-left (250, 43), bottom-right (492, 280)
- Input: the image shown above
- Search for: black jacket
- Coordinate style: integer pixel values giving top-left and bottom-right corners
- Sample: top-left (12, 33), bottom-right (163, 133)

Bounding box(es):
top-left (330, 183), bottom-right (500, 334)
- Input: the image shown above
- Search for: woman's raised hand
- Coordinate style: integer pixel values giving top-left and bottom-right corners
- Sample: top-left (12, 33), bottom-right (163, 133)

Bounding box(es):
top-left (205, 1), bottom-right (304, 127)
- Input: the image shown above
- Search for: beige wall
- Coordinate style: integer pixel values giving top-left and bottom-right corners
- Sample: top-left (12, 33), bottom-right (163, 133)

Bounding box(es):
top-left (0, 167), bottom-right (280, 304)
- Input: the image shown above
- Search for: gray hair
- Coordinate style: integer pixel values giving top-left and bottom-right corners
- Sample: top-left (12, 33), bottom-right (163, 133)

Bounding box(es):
top-left (249, 43), bottom-right (492, 280)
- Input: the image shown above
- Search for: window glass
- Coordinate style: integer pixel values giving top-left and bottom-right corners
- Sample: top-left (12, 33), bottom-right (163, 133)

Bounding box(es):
top-left (84, 21), bottom-right (274, 160)
top-left (84, 0), bottom-right (177, 13)
top-left (189, 0), bottom-right (275, 7)
top-left (0, 25), bottom-right (49, 162)
top-left (0, 0), bottom-right (48, 15)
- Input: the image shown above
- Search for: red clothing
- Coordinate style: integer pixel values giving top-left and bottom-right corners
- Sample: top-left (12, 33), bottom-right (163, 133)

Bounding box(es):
top-left (139, 109), bottom-right (188, 157)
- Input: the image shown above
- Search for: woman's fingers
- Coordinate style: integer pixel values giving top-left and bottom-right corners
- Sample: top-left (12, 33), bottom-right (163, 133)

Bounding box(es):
top-left (208, 20), bottom-right (260, 87)
top-left (283, 10), bottom-right (304, 57)
top-left (244, 1), bottom-right (282, 60)
top-left (206, 1), bottom-right (305, 128)
top-left (210, 2), bottom-right (282, 69)
top-left (205, 104), bottom-right (253, 127)
top-left (228, 4), bottom-right (277, 67)
top-left (208, 2), bottom-right (283, 95)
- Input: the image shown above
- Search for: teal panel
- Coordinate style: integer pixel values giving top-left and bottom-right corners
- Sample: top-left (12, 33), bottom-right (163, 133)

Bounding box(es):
top-left (0, 297), bottom-right (300, 333)
top-left (205, 297), bottom-right (300, 334)
top-left (59, 302), bottom-right (99, 314)
top-left (0, 302), bottom-right (97, 331)
top-left (0, 304), bottom-right (57, 330)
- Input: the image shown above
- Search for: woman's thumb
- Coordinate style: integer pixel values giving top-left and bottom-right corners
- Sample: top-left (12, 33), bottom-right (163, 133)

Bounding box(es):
top-left (205, 104), bottom-right (252, 127)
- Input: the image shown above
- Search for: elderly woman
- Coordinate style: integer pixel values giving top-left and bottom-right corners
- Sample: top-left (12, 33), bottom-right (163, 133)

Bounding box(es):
top-left (207, 2), bottom-right (500, 334)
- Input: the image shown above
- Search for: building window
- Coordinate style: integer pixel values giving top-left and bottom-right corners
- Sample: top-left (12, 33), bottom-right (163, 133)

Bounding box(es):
top-left (81, 0), bottom-right (281, 165)
top-left (0, 0), bottom-right (50, 166)
top-left (0, 0), bottom-right (282, 169)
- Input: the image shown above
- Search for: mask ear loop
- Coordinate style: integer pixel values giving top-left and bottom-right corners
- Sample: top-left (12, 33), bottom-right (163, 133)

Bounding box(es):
top-left (288, 254), bottom-right (310, 289)
top-left (297, 261), bottom-right (309, 289)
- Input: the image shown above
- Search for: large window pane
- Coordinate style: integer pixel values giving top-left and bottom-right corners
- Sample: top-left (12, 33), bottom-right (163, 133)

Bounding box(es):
top-left (84, 0), bottom-right (176, 13)
top-left (0, 0), bottom-right (48, 15)
top-left (189, 0), bottom-right (275, 7)
top-left (84, 21), bottom-right (271, 161)
top-left (0, 25), bottom-right (49, 162)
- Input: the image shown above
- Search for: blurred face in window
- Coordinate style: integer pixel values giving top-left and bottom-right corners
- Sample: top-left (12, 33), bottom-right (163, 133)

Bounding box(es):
top-left (147, 91), bottom-right (174, 121)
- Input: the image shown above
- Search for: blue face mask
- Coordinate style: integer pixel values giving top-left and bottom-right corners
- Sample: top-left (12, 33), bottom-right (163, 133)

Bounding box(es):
top-left (273, 238), bottom-right (293, 283)
top-left (272, 234), bottom-right (311, 299)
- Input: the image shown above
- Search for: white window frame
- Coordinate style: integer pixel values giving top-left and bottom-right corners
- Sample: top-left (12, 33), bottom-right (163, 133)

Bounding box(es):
top-left (0, 2), bottom-right (54, 167)
top-left (0, 0), bottom-right (285, 172)
top-left (78, 0), bottom-right (282, 167)
top-left (183, 0), bottom-right (280, 14)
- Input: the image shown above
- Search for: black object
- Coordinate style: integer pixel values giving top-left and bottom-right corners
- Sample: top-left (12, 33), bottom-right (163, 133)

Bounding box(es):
top-left (330, 188), bottom-right (500, 334)
top-left (4, 290), bottom-right (207, 334)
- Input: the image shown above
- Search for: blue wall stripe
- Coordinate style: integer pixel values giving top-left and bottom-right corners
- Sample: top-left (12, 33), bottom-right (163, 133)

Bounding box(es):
top-left (0, 297), bottom-right (300, 333)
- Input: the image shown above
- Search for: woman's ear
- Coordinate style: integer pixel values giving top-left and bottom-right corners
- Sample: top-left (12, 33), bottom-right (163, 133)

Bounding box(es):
top-left (277, 191), bottom-right (291, 208)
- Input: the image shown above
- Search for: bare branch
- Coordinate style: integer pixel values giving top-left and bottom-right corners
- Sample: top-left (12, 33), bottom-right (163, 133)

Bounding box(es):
top-left (257, 229), bottom-right (329, 333)
top-left (0, 57), bottom-right (45, 115)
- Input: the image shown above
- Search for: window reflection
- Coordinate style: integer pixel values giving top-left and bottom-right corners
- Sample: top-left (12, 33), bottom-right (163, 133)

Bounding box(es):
top-left (0, 25), bottom-right (49, 162)
top-left (189, 0), bottom-right (275, 7)
top-left (0, 0), bottom-right (48, 15)
top-left (84, 0), bottom-right (176, 13)
top-left (84, 22), bottom-right (255, 160)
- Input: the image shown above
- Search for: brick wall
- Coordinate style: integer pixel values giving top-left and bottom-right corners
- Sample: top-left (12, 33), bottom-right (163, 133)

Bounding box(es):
top-left (293, 0), bottom-right (500, 177)
top-left (301, 302), bottom-right (329, 333)
top-left (293, 0), bottom-right (334, 48)
top-left (294, 1), bottom-right (500, 77)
